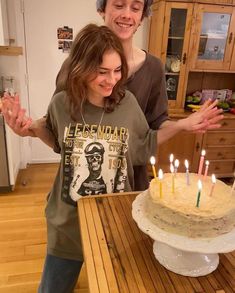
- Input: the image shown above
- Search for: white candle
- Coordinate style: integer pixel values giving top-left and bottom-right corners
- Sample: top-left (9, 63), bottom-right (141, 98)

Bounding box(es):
top-left (198, 150), bottom-right (206, 176)
top-left (170, 164), bottom-right (175, 193)
top-left (209, 174), bottom-right (216, 197)
top-left (184, 160), bottom-right (190, 185)
top-left (158, 169), bottom-right (163, 198)
top-left (150, 156), bottom-right (157, 180)
top-left (174, 159), bottom-right (179, 174)
top-left (204, 160), bottom-right (210, 178)
top-left (169, 154), bottom-right (174, 164)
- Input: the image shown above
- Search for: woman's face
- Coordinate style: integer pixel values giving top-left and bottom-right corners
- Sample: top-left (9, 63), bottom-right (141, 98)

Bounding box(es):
top-left (87, 50), bottom-right (122, 101)
top-left (100, 0), bottom-right (144, 41)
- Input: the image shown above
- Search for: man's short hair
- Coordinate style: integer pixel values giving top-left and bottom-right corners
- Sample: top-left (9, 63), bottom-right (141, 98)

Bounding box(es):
top-left (96, 0), bottom-right (153, 18)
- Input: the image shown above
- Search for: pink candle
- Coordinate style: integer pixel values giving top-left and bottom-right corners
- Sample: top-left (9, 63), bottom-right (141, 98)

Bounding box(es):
top-left (170, 164), bottom-right (175, 193)
top-left (209, 174), bottom-right (216, 197)
top-left (204, 160), bottom-right (209, 178)
top-left (158, 169), bottom-right (163, 198)
top-left (198, 150), bottom-right (206, 176)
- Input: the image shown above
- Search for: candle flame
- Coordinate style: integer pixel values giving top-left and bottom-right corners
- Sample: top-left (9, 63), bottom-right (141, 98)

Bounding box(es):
top-left (150, 156), bottom-right (156, 165)
top-left (170, 164), bottom-right (174, 173)
top-left (174, 159), bottom-right (179, 168)
top-left (212, 174), bottom-right (216, 184)
top-left (184, 160), bottom-right (189, 169)
top-left (198, 180), bottom-right (202, 190)
top-left (158, 169), bottom-right (163, 180)
top-left (169, 154), bottom-right (174, 163)
top-left (205, 160), bottom-right (209, 166)
top-left (201, 150), bottom-right (206, 156)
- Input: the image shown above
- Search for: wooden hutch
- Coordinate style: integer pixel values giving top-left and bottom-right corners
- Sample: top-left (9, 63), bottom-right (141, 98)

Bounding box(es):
top-left (148, 0), bottom-right (235, 178)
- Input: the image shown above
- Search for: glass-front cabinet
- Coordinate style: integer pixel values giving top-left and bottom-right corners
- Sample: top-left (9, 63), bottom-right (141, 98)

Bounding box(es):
top-left (190, 4), bottom-right (235, 70)
top-left (149, 2), bottom-right (193, 110)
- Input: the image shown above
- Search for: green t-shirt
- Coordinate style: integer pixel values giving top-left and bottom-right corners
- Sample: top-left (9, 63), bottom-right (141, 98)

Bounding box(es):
top-left (45, 90), bottom-right (157, 260)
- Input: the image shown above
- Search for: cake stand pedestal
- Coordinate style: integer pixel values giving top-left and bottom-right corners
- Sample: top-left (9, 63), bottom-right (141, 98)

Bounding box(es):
top-left (132, 190), bottom-right (235, 277)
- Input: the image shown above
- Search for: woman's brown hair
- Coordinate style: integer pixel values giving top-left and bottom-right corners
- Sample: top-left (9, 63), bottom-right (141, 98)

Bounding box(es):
top-left (63, 24), bottom-right (128, 120)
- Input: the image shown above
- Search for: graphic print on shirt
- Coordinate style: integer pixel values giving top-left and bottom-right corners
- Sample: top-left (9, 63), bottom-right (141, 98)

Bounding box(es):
top-left (61, 122), bottom-right (129, 204)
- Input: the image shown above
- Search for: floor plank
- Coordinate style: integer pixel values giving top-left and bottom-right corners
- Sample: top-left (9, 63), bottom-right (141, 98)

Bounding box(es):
top-left (0, 163), bottom-right (89, 293)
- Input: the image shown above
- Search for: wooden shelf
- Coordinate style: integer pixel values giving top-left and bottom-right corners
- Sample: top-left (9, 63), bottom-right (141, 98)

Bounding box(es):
top-left (0, 46), bottom-right (23, 56)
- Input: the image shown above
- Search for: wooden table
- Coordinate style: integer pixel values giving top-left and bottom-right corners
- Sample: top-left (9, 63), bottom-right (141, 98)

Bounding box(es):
top-left (78, 193), bottom-right (235, 293)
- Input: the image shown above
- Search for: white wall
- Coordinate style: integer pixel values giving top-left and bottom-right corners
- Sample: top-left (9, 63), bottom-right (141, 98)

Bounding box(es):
top-left (2, 0), bottom-right (150, 167)
top-left (0, 0), bottom-right (9, 45)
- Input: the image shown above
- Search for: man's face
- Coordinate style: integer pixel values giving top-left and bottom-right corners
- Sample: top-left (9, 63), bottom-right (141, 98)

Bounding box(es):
top-left (100, 0), bottom-right (145, 41)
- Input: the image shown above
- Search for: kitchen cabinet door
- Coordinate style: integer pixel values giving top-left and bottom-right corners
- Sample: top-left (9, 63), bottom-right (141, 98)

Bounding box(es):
top-left (190, 4), bottom-right (235, 70)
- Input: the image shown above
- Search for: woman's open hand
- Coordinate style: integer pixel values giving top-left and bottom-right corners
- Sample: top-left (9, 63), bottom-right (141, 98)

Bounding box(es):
top-left (1, 93), bottom-right (35, 137)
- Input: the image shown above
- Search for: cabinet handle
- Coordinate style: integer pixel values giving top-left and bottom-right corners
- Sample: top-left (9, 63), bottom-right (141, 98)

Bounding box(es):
top-left (222, 121), bottom-right (228, 127)
top-left (182, 53), bottom-right (187, 64)
top-left (228, 32), bottom-right (233, 44)
top-left (219, 137), bottom-right (226, 143)
top-left (196, 142), bottom-right (200, 152)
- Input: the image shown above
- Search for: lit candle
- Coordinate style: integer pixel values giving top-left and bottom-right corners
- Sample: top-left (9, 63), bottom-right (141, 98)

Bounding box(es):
top-left (198, 150), bottom-right (206, 176)
top-left (170, 164), bottom-right (175, 193)
top-left (184, 160), bottom-right (190, 185)
top-left (209, 174), bottom-right (216, 197)
top-left (158, 169), bottom-right (163, 198)
top-left (150, 156), bottom-right (157, 180)
top-left (174, 159), bottom-right (179, 174)
top-left (196, 180), bottom-right (202, 208)
top-left (204, 160), bottom-right (210, 178)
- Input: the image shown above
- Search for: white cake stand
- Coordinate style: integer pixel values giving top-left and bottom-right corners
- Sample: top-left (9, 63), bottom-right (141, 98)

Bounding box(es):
top-left (132, 190), bottom-right (235, 277)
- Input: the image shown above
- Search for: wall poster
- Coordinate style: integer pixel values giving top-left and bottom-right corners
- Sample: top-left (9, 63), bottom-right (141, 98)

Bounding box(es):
top-left (57, 26), bottom-right (73, 53)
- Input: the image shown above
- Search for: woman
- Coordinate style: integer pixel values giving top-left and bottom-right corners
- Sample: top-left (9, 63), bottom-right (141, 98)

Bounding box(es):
top-left (56, 0), bottom-right (167, 191)
top-left (2, 24), bottom-right (223, 293)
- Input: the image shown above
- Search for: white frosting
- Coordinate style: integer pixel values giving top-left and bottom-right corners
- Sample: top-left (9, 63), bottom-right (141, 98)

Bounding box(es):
top-left (146, 173), bottom-right (235, 238)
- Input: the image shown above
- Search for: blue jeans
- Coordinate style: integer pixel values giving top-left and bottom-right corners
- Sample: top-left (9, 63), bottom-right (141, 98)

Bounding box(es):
top-left (38, 254), bottom-right (83, 293)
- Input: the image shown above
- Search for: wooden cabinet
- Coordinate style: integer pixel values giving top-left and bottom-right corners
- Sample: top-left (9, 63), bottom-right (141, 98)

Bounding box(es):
top-left (149, 2), bottom-right (193, 110)
top-left (149, 0), bottom-right (235, 111)
top-left (156, 130), bottom-right (202, 173)
top-left (149, 0), bottom-right (235, 178)
top-left (150, 115), bottom-right (235, 178)
top-left (190, 4), bottom-right (235, 70)
top-left (201, 117), bottom-right (235, 177)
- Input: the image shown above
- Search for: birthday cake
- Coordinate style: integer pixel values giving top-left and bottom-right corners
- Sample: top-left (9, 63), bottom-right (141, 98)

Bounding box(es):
top-left (146, 173), bottom-right (235, 238)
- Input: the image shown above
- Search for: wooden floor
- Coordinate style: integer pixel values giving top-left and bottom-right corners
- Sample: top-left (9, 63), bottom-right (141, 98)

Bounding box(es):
top-left (0, 163), bottom-right (89, 293)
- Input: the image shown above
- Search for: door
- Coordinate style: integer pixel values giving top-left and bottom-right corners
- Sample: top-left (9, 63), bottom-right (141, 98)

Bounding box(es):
top-left (23, 0), bottom-right (101, 163)
top-left (190, 4), bottom-right (235, 70)
top-left (161, 2), bottom-right (193, 110)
